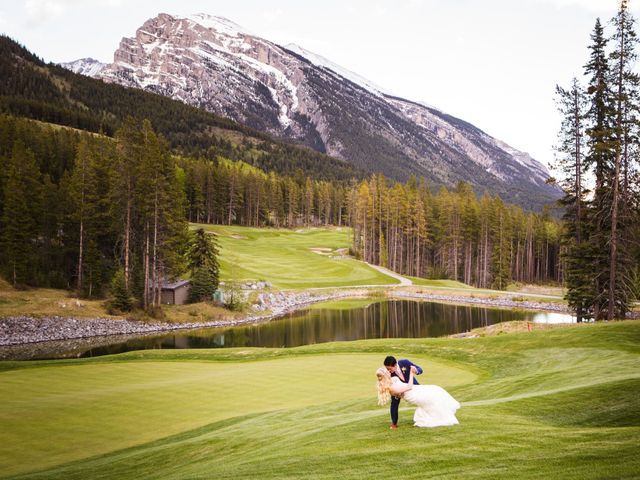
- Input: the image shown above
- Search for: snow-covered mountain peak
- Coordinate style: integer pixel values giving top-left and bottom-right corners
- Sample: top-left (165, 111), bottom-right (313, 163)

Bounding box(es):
top-left (63, 12), bottom-right (560, 208)
top-left (59, 58), bottom-right (106, 77)
top-left (285, 43), bottom-right (391, 97)
top-left (178, 13), bottom-right (251, 37)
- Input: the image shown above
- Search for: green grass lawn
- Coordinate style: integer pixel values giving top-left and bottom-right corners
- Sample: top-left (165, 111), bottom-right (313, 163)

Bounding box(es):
top-left (1, 321), bottom-right (639, 479)
top-left (404, 278), bottom-right (566, 304)
top-left (406, 277), bottom-right (472, 288)
top-left (191, 224), bottom-right (399, 289)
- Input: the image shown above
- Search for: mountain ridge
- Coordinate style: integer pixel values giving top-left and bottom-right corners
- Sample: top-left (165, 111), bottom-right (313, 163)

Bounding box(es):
top-left (61, 12), bottom-right (560, 209)
top-left (0, 33), bottom-right (363, 182)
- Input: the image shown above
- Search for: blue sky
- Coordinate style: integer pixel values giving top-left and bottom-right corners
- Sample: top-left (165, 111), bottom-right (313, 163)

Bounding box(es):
top-left (1, 0), bottom-right (634, 171)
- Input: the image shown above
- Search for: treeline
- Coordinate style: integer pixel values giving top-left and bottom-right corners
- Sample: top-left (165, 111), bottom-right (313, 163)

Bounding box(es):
top-left (181, 158), bottom-right (348, 227)
top-left (348, 176), bottom-right (561, 289)
top-left (0, 116), bottom-right (187, 308)
top-left (555, 1), bottom-right (640, 321)
top-left (0, 115), bottom-right (353, 295)
top-left (0, 35), bottom-right (362, 183)
top-left (0, 114), bottom-right (561, 298)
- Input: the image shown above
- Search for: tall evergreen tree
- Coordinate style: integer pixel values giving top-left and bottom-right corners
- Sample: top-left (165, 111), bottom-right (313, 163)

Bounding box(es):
top-left (584, 18), bottom-right (616, 319)
top-left (112, 117), bottom-right (144, 290)
top-left (555, 78), bottom-right (593, 321)
top-left (607, 0), bottom-right (639, 318)
top-left (1, 142), bottom-right (42, 286)
top-left (187, 228), bottom-right (220, 303)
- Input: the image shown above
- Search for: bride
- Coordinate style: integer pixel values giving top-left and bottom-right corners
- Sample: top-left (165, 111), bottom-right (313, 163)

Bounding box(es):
top-left (376, 367), bottom-right (460, 428)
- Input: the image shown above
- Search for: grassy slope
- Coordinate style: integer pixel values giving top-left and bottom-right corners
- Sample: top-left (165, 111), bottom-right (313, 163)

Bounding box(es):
top-left (1, 321), bottom-right (639, 479)
top-left (0, 224), bottom-right (569, 319)
top-left (0, 277), bottom-right (235, 323)
top-left (0, 278), bottom-right (119, 319)
top-left (0, 226), bottom-right (398, 319)
top-left (192, 224), bottom-right (399, 289)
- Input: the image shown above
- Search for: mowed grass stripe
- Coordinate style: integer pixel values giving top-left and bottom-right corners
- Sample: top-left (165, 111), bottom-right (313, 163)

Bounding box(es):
top-left (0, 354), bottom-right (474, 476)
top-left (16, 390), bottom-right (640, 480)
top-left (3, 321), bottom-right (640, 479)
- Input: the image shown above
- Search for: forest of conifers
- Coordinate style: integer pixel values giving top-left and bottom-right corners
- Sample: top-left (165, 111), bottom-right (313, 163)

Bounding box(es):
top-left (17, 23), bottom-right (640, 317)
top-left (554, 1), bottom-right (640, 320)
top-left (0, 114), bottom-right (561, 298)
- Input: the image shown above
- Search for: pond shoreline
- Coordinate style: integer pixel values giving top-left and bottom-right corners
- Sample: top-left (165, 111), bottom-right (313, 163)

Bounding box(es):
top-left (0, 287), bottom-right (575, 353)
top-left (0, 289), bottom-right (372, 350)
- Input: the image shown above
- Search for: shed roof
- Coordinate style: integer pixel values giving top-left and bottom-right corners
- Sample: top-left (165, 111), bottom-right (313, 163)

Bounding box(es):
top-left (161, 279), bottom-right (190, 290)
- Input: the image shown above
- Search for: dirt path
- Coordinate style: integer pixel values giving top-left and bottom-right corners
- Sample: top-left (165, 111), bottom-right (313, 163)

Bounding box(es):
top-left (366, 264), bottom-right (413, 286)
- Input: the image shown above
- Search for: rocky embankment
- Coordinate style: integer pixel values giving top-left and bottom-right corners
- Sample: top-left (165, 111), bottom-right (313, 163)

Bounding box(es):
top-left (389, 291), bottom-right (571, 313)
top-left (0, 289), bottom-right (372, 351)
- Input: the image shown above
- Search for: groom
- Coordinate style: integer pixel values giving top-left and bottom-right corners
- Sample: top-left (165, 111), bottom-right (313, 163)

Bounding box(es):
top-left (384, 355), bottom-right (423, 429)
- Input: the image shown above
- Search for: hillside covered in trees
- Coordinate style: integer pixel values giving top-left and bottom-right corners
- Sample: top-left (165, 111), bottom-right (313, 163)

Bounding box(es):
top-left (0, 34), bottom-right (571, 309)
top-left (0, 35), bottom-right (362, 183)
top-left (0, 115), bottom-right (563, 300)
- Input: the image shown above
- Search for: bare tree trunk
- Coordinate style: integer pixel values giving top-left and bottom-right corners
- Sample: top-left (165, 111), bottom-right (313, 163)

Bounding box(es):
top-left (77, 218), bottom-right (84, 292)
top-left (124, 192), bottom-right (131, 289)
top-left (609, 151), bottom-right (621, 320)
top-left (609, 23), bottom-right (625, 320)
top-left (144, 224), bottom-right (150, 309)
top-left (152, 190), bottom-right (159, 308)
top-left (228, 174), bottom-right (235, 226)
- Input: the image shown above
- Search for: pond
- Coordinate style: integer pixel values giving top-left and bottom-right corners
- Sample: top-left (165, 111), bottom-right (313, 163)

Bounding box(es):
top-left (5, 299), bottom-right (574, 360)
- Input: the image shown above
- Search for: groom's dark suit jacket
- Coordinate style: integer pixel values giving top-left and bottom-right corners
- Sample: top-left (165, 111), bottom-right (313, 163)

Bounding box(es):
top-left (390, 359), bottom-right (423, 425)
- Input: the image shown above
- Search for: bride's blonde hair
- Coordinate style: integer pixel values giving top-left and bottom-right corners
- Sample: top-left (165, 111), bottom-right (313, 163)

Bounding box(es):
top-left (375, 367), bottom-right (392, 406)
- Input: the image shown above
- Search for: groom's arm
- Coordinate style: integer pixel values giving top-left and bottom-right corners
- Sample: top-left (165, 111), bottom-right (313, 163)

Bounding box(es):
top-left (402, 359), bottom-right (423, 375)
top-left (403, 360), bottom-right (423, 385)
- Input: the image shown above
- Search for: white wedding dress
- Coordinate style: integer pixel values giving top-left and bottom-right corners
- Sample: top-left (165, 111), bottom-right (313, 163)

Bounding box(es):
top-left (393, 377), bottom-right (461, 427)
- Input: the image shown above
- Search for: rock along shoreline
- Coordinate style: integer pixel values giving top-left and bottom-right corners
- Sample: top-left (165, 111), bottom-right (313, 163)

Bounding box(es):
top-left (0, 288), bottom-right (573, 354)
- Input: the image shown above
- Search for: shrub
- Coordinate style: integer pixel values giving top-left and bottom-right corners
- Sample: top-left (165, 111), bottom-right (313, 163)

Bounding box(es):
top-left (188, 267), bottom-right (217, 303)
top-left (107, 269), bottom-right (133, 313)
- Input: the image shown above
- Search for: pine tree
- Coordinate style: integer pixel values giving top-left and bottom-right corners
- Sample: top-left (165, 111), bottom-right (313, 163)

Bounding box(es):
top-left (1, 141), bottom-right (42, 286)
top-left (186, 228), bottom-right (220, 303)
top-left (112, 117), bottom-right (143, 290)
top-left (584, 18), bottom-right (616, 319)
top-left (188, 267), bottom-right (217, 303)
top-left (108, 268), bottom-right (133, 312)
top-left (607, 0), bottom-right (639, 318)
top-left (69, 138), bottom-right (91, 293)
top-left (490, 196), bottom-right (511, 290)
top-left (137, 120), bottom-right (188, 308)
top-left (555, 78), bottom-right (593, 321)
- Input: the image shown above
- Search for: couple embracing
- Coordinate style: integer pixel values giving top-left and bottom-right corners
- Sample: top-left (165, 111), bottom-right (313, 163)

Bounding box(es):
top-left (376, 356), bottom-right (460, 429)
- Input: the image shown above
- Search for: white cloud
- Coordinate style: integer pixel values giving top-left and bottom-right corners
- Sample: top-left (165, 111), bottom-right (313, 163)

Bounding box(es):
top-left (533, 0), bottom-right (638, 14)
top-left (25, 0), bottom-right (66, 25)
top-left (24, 0), bottom-right (124, 26)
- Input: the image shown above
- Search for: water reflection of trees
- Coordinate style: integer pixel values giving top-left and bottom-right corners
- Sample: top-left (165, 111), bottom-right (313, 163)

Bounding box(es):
top-left (75, 301), bottom-right (557, 357)
top-left (172, 301), bottom-right (535, 348)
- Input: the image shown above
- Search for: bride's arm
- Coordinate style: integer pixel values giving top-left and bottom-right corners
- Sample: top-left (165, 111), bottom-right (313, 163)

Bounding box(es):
top-left (389, 370), bottom-right (415, 395)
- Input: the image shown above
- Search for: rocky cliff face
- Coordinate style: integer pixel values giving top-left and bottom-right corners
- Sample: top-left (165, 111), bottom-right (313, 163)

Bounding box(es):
top-left (63, 12), bottom-right (560, 208)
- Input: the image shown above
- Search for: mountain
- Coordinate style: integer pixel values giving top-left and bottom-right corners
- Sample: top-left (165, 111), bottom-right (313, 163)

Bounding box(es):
top-left (63, 12), bottom-right (560, 209)
top-left (59, 57), bottom-right (106, 76)
top-left (0, 34), bottom-right (362, 182)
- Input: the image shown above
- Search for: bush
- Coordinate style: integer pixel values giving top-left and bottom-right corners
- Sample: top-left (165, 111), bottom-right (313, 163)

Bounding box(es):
top-left (188, 267), bottom-right (218, 303)
top-left (107, 269), bottom-right (134, 313)
top-left (224, 283), bottom-right (246, 311)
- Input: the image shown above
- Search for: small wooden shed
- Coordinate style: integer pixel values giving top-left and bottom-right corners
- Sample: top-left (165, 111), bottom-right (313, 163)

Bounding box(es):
top-left (160, 279), bottom-right (191, 305)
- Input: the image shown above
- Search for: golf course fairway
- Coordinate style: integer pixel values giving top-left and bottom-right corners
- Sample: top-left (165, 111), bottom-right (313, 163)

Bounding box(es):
top-left (191, 224), bottom-right (400, 289)
top-left (1, 320), bottom-right (639, 479)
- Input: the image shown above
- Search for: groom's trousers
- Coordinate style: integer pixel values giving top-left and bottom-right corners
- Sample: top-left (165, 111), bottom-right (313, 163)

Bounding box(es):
top-left (390, 395), bottom-right (401, 425)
